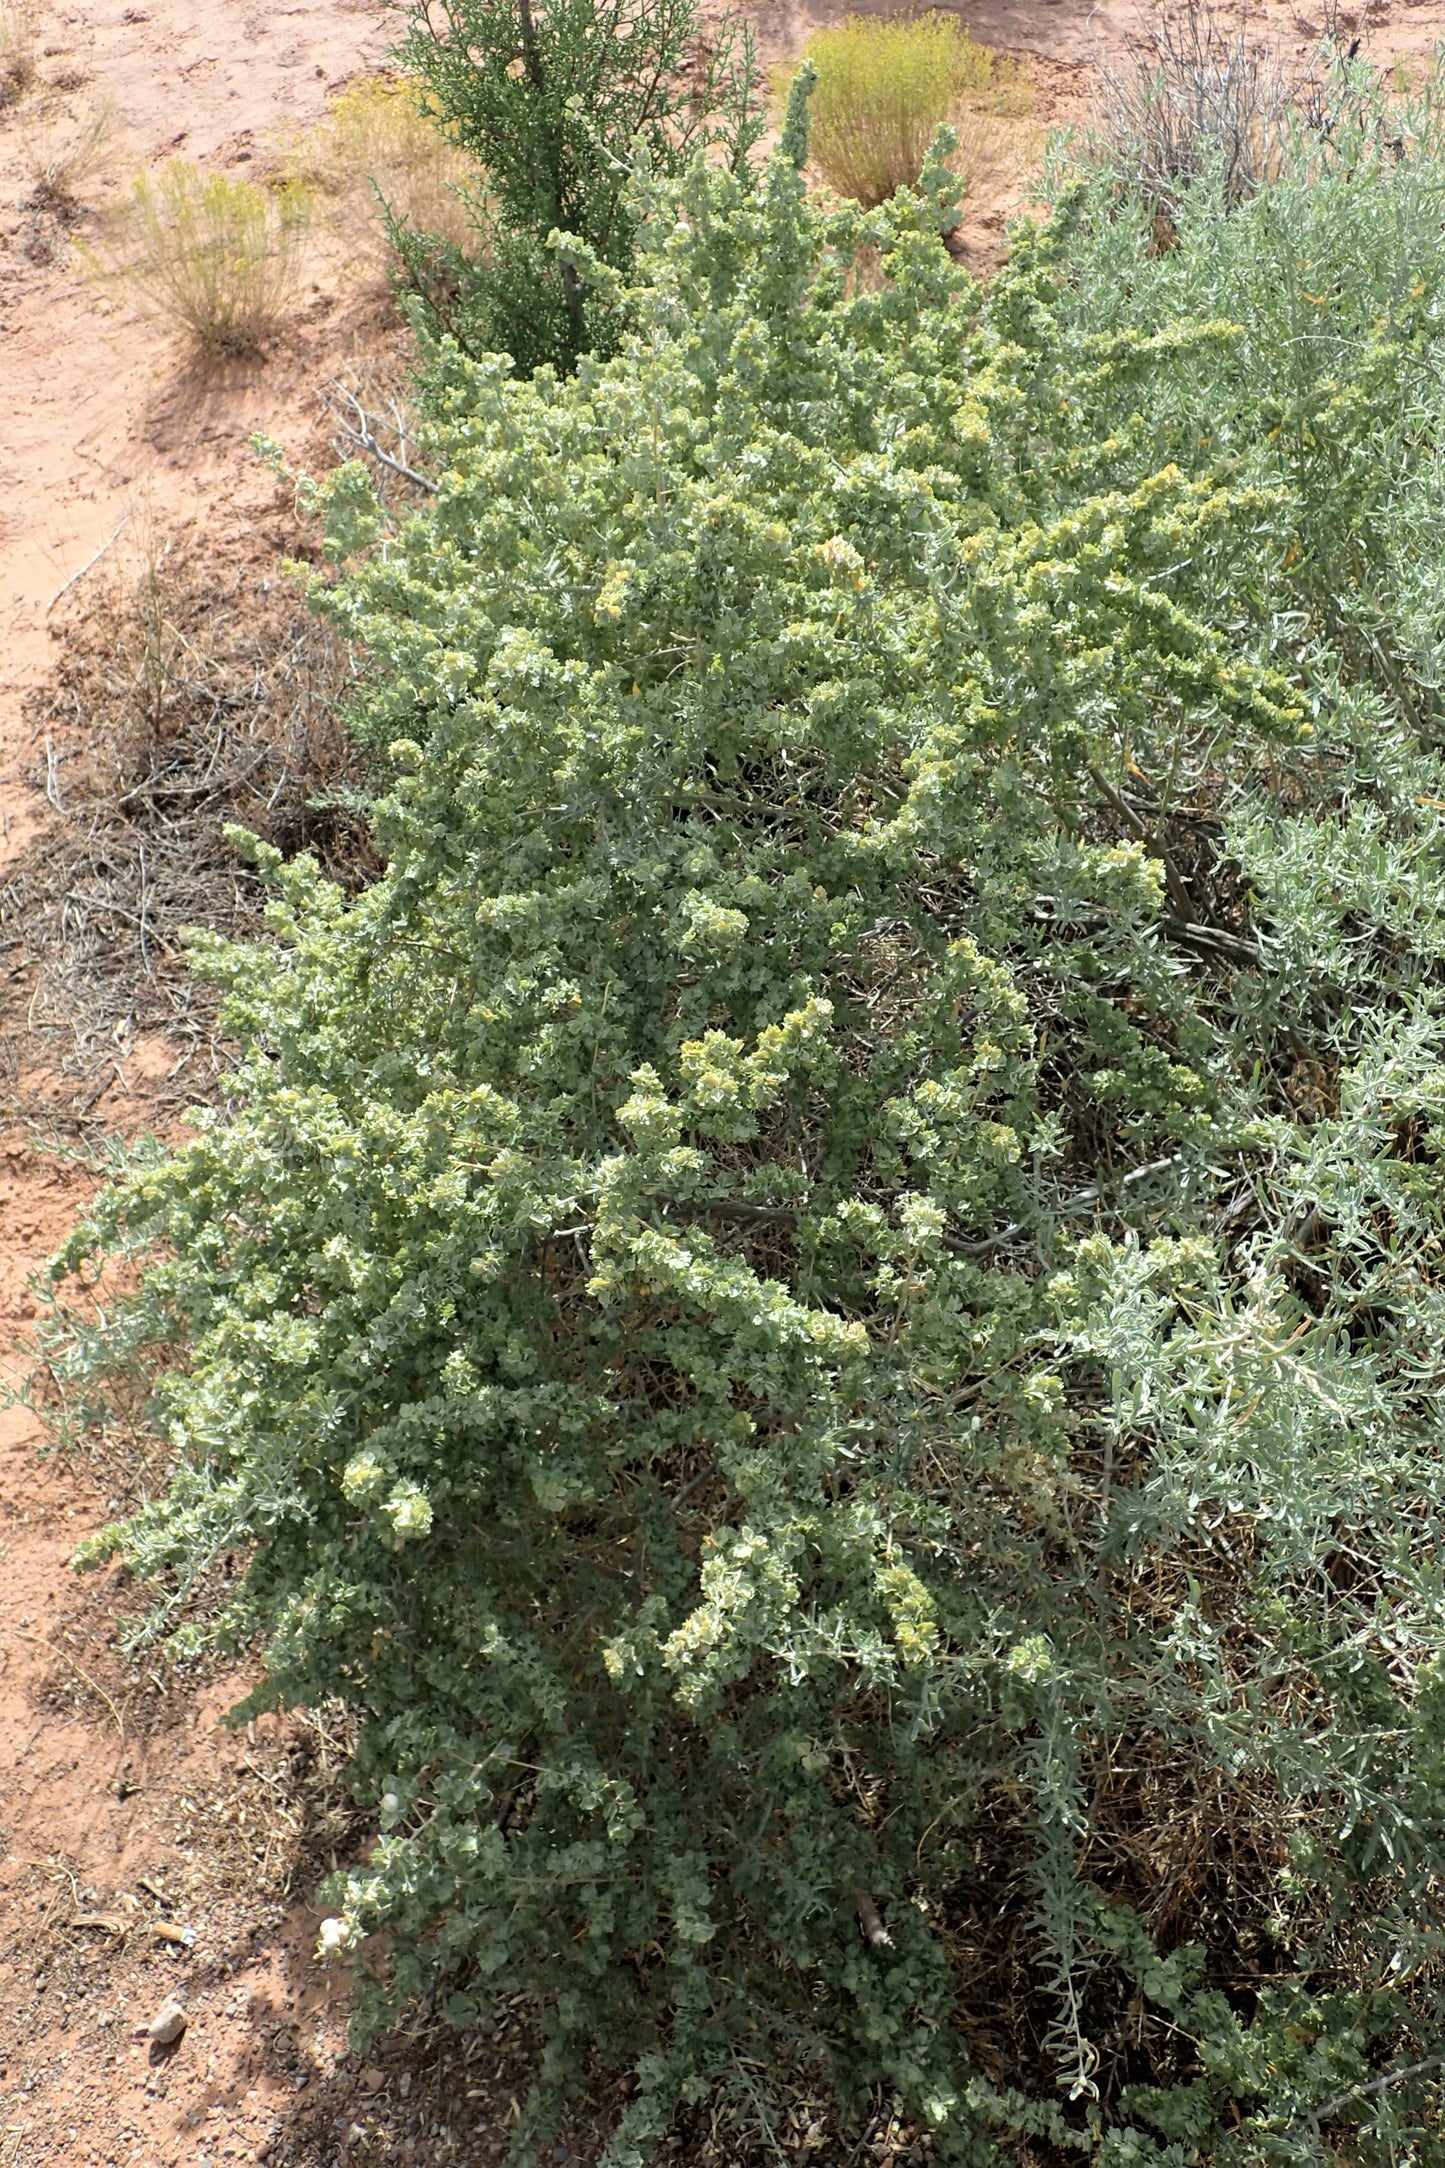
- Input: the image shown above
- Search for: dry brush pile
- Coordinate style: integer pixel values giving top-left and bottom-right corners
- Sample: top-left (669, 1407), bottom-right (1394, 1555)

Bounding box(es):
top-left (0, 532), bottom-right (373, 1117)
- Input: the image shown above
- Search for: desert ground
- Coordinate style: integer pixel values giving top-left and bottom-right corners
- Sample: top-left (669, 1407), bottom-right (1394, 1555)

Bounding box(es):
top-left (0, 0), bottom-right (1440, 2160)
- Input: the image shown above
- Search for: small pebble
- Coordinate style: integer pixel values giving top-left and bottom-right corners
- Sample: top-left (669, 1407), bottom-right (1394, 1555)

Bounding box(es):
top-left (145, 1998), bottom-right (187, 2046)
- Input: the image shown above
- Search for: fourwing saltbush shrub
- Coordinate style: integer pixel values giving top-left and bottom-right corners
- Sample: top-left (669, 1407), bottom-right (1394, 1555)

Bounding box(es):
top-left (54, 72), bottom-right (1445, 2165)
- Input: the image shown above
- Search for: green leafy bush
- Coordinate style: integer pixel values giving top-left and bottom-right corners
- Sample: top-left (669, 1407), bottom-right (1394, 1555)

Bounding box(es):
top-left (56, 76), bottom-right (1445, 2166)
top-left (387, 0), bottom-right (761, 375)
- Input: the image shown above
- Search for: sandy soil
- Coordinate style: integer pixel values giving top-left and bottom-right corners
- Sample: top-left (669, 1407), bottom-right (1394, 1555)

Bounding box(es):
top-left (1, 0), bottom-right (1443, 2160)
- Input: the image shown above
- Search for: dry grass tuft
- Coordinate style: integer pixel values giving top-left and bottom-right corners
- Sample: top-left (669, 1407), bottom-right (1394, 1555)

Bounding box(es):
top-left (0, 0), bottom-right (35, 105)
top-left (16, 91), bottom-right (114, 215)
top-left (0, 528), bottom-right (376, 1118)
top-left (275, 73), bottom-right (479, 281)
top-left (87, 158), bottom-right (310, 353)
top-left (797, 12), bottom-right (1030, 210)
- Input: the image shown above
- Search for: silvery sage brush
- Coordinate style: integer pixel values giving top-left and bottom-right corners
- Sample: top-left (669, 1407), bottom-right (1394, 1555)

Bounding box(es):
top-left (55, 81), bottom-right (1445, 2165)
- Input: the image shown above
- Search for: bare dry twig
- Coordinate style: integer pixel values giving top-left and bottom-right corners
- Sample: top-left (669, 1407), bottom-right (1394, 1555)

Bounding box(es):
top-left (320, 376), bottom-right (437, 494)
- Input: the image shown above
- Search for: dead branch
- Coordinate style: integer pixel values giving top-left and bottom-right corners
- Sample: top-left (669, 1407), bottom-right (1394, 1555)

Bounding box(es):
top-left (320, 377), bottom-right (438, 494)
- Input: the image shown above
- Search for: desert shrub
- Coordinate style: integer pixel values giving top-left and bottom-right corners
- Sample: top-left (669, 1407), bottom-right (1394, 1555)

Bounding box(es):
top-left (388, 0), bottom-right (762, 375)
top-left (276, 73), bottom-right (480, 280)
top-left (800, 11), bottom-right (1026, 208)
top-left (1052, 62), bottom-right (1445, 683)
top-left (54, 71), bottom-right (1445, 2168)
top-left (88, 159), bottom-right (310, 354)
top-left (0, 0), bottom-right (35, 106)
top-left (1088, 0), bottom-right (1332, 211)
top-left (17, 91), bottom-right (113, 215)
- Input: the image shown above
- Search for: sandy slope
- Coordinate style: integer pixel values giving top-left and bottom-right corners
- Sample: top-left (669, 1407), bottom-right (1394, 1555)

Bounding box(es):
top-left (0, 0), bottom-right (388, 771)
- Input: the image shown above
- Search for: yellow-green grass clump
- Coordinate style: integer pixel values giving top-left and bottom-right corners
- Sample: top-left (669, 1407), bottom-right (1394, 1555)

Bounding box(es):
top-left (799, 11), bottom-right (1030, 208)
top-left (275, 74), bottom-right (479, 275)
top-left (89, 160), bottom-right (310, 354)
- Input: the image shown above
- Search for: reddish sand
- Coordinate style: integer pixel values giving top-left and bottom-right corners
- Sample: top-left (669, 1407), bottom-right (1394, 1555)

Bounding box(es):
top-left (1, 0), bottom-right (1443, 2159)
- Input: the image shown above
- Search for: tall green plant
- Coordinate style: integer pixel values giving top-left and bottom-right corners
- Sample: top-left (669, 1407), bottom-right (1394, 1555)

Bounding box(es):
top-left (52, 76), bottom-right (1445, 2167)
top-left (388, 0), bottom-right (761, 374)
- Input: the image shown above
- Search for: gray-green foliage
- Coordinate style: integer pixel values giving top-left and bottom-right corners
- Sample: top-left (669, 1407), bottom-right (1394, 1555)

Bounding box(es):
top-left (54, 74), bottom-right (1445, 2165)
